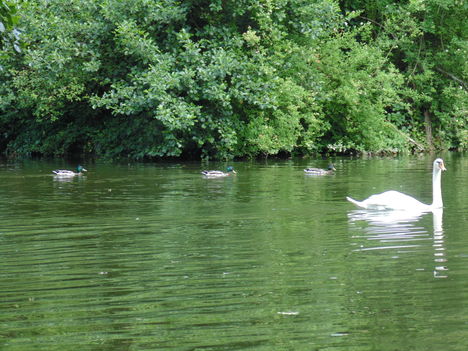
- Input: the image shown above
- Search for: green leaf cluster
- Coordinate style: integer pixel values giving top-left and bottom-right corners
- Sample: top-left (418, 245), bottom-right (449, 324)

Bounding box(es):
top-left (0, 0), bottom-right (466, 159)
top-left (0, 0), bottom-right (22, 54)
top-left (342, 0), bottom-right (467, 150)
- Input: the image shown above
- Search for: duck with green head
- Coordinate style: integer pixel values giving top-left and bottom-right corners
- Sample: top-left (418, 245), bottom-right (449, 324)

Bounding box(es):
top-left (304, 164), bottom-right (336, 175)
top-left (202, 166), bottom-right (236, 178)
top-left (52, 165), bottom-right (87, 177)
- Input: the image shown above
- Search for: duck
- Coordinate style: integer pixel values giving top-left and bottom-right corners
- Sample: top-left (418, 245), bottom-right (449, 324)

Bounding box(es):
top-left (346, 158), bottom-right (446, 211)
top-left (201, 166), bottom-right (236, 178)
top-left (52, 165), bottom-right (87, 177)
top-left (304, 164), bottom-right (336, 175)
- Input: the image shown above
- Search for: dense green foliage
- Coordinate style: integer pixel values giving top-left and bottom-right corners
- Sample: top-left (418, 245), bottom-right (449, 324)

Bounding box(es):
top-left (0, 0), bottom-right (466, 159)
top-left (341, 0), bottom-right (468, 151)
top-left (0, 0), bottom-right (21, 53)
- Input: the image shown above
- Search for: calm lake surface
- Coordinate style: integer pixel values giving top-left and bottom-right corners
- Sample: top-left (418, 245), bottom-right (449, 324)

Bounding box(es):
top-left (1, 153), bottom-right (467, 351)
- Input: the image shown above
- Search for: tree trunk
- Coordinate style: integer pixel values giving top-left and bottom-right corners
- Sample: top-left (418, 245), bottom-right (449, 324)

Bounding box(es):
top-left (424, 110), bottom-right (434, 151)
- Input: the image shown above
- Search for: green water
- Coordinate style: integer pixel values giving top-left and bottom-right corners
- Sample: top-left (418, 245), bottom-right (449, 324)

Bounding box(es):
top-left (1, 154), bottom-right (467, 351)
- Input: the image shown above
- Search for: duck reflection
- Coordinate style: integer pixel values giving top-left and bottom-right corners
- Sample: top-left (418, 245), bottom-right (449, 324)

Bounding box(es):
top-left (348, 208), bottom-right (446, 278)
top-left (53, 175), bottom-right (75, 182)
top-left (53, 174), bottom-right (88, 182)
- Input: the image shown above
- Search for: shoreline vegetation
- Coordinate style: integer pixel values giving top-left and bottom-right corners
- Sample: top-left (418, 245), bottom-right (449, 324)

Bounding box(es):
top-left (1, 0), bottom-right (466, 160)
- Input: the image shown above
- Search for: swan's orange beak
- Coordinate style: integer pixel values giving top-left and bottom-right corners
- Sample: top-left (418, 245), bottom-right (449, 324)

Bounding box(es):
top-left (439, 162), bottom-right (446, 171)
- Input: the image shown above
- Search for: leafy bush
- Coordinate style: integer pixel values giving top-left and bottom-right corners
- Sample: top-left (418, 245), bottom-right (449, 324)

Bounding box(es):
top-left (0, 0), bottom-right (466, 159)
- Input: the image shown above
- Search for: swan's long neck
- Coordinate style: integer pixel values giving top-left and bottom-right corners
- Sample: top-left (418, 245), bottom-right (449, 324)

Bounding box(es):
top-left (432, 168), bottom-right (443, 208)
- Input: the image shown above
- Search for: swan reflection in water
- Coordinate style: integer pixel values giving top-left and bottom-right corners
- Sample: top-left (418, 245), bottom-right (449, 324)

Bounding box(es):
top-left (431, 208), bottom-right (447, 278)
top-left (348, 208), bottom-right (447, 278)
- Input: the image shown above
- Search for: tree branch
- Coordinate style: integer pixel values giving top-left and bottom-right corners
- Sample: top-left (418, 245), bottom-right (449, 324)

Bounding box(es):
top-left (435, 67), bottom-right (467, 90)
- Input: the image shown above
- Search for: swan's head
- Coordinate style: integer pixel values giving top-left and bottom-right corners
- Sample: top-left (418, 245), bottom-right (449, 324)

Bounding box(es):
top-left (434, 158), bottom-right (446, 172)
top-left (328, 164), bottom-right (336, 171)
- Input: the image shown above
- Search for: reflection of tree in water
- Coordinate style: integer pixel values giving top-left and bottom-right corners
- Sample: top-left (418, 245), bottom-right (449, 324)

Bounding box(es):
top-left (348, 209), bottom-right (447, 278)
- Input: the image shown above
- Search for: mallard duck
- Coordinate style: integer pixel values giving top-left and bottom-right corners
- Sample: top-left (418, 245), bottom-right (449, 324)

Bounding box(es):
top-left (202, 166), bottom-right (236, 178)
top-left (52, 165), bottom-right (87, 177)
top-left (346, 158), bottom-right (446, 211)
top-left (304, 164), bottom-right (336, 175)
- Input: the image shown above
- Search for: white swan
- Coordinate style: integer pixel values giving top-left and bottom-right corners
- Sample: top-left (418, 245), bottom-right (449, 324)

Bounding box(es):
top-left (346, 158), bottom-right (446, 211)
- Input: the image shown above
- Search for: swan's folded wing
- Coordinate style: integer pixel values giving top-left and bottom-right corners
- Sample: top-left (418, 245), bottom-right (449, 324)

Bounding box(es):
top-left (361, 191), bottom-right (429, 210)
